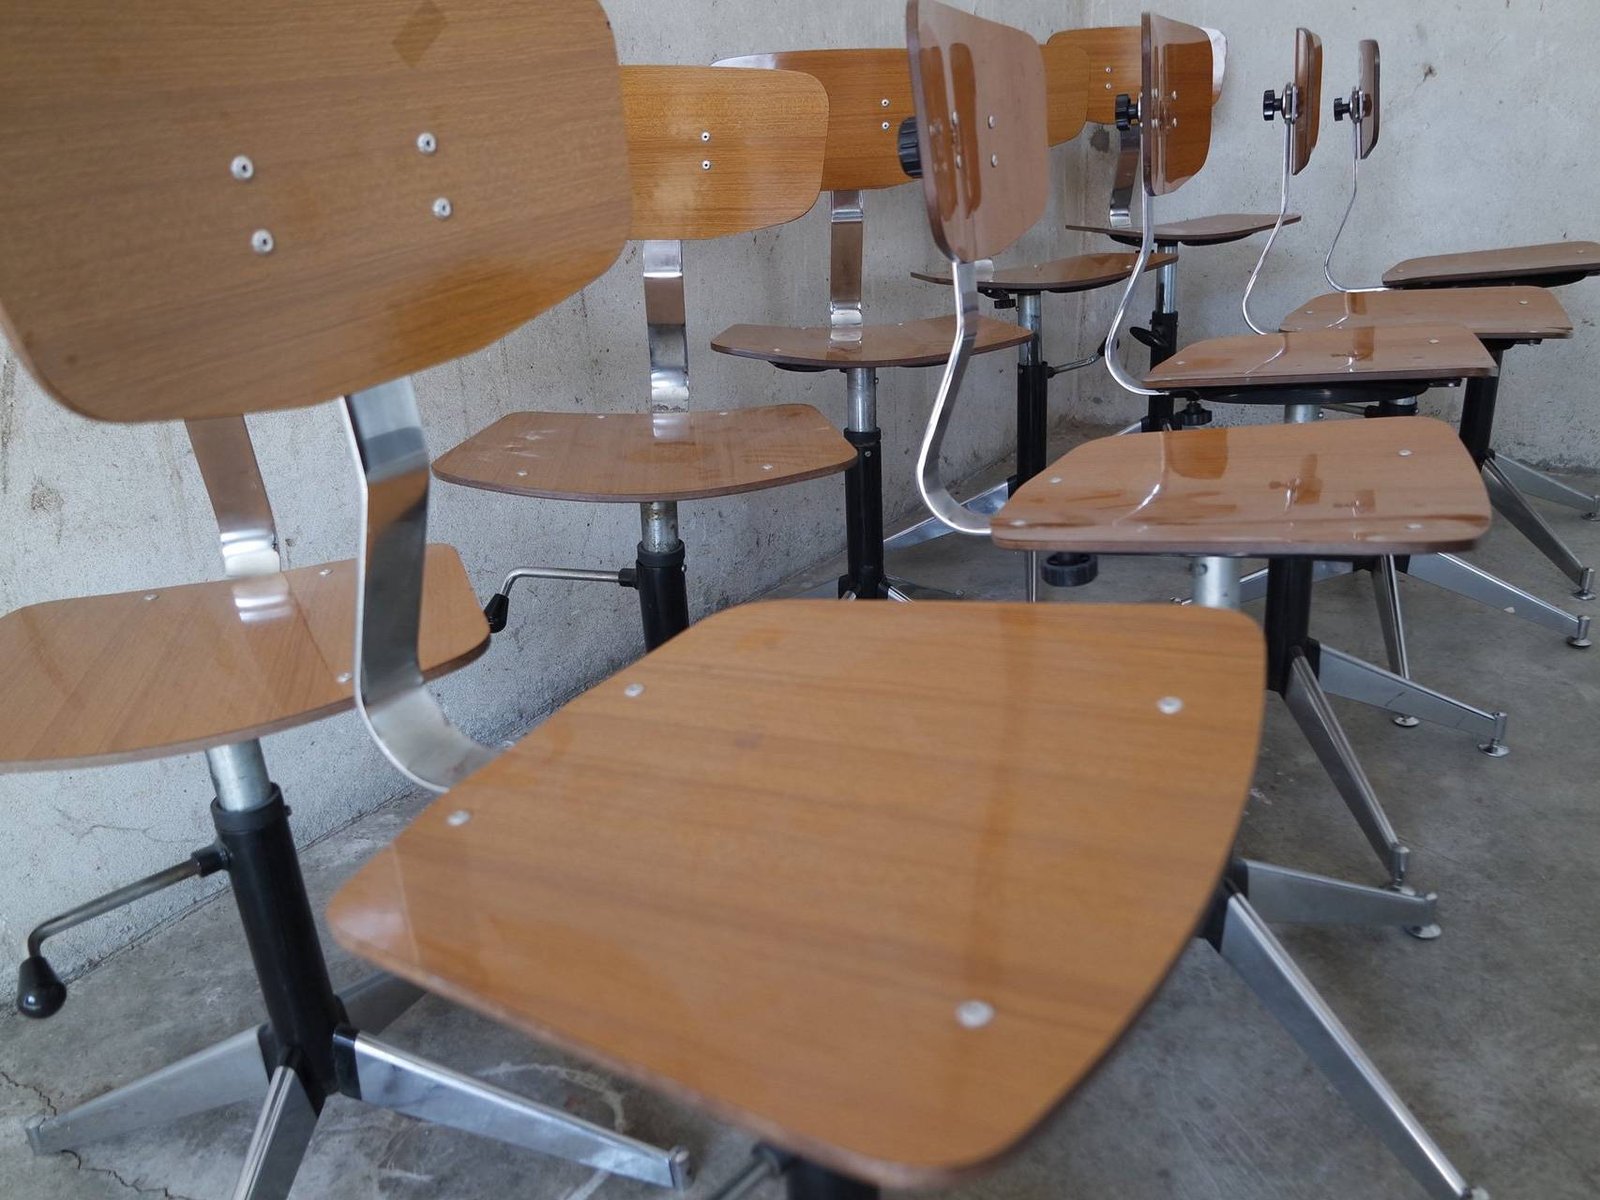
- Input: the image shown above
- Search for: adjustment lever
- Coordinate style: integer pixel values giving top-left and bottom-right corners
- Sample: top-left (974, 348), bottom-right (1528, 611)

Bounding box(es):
top-left (484, 566), bottom-right (632, 634)
top-left (17, 844), bottom-right (228, 1018)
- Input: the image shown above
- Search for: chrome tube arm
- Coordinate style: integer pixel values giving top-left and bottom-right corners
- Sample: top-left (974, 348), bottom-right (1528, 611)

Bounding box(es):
top-left (914, 261), bottom-right (989, 536)
top-left (642, 239), bottom-right (690, 412)
top-left (1242, 116), bottom-right (1294, 335)
top-left (342, 379), bottom-right (497, 793)
top-left (1108, 122), bottom-right (1140, 229)
top-left (828, 190), bottom-right (865, 345)
top-left (1103, 194), bottom-right (1164, 398)
top-left (1324, 121), bottom-right (1365, 294)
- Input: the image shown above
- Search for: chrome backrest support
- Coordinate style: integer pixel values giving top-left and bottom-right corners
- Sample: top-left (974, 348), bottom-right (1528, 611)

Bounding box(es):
top-left (1241, 109), bottom-right (1296, 334)
top-left (1102, 186), bottom-right (1164, 398)
top-left (642, 239), bottom-right (690, 411)
top-left (185, 417), bottom-right (282, 580)
top-left (915, 261), bottom-right (989, 535)
top-left (828, 189), bottom-right (865, 344)
top-left (342, 380), bottom-right (497, 794)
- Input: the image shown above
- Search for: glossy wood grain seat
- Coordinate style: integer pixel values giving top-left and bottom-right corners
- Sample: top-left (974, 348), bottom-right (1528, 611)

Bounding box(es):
top-left (911, 250), bottom-right (1176, 296)
top-left (328, 599), bottom-right (1264, 1185)
top-left (993, 417), bottom-right (1490, 557)
top-left (1067, 213), bottom-right (1302, 247)
top-left (433, 405), bottom-right (855, 502)
top-left (1280, 286), bottom-right (1573, 342)
top-left (0, 547), bottom-right (487, 772)
top-left (711, 314), bottom-right (1029, 370)
top-left (1144, 322), bottom-right (1496, 392)
top-left (1383, 241), bottom-right (1600, 288)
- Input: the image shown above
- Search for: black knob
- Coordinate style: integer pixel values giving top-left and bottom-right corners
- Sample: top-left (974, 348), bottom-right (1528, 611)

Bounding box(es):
top-left (1041, 553), bottom-right (1099, 588)
top-left (1263, 89), bottom-right (1288, 121)
top-left (17, 955), bottom-right (66, 1019)
top-left (1333, 95), bottom-right (1351, 122)
top-left (482, 592), bottom-right (509, 634)
top-left (1114, 93), bottom-right (1136, 130)
top-left (897, 116), bottom-right (921, 178)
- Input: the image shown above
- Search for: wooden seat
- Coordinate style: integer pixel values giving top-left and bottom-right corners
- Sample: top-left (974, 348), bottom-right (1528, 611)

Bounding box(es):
top-left (1383, 241), bottom-right (1600, 289)
top-left (992, 417), bottom-right (1490, 557)
top-left (433, 405), bottom-right (855, 502)
top-left (0, 547), bottom-right (486, 772)
top-left (911, 249), bottom-right (1177, 295)
top-left (1144, 322), bottom-right (1496, 391)
top-left (327, 599), bottom-right (1264, 1186)
top-left (712, 314), bottom-right (1030, 370)
top-left (1280, 286), bottom-right (1573, 342)
top-left (1067, 213), bottom-right (1302, 247)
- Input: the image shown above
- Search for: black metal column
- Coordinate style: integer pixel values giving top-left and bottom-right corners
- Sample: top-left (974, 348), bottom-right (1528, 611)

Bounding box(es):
top-left (1263, 557), bottom-right (1317, 696)
top-left (212, 792), bottom-right (345, 1102)
top-left (634, 541), bottom-right (689, 650)
top-left (786, 1160), bottom-right (880, 1200)
top-left (839, 427), bottom-right (886, 598)
top-left (1010, 290), bottom-right (1049, 494)
top-left (1456, 342), bottom-right (1508, 467)
top-left (1141, 242), bottom-right (1181, 431)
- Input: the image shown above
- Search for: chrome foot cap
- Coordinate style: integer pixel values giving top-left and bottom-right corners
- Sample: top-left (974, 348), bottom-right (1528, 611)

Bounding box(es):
top-left (1405, 922), bottom-right (1443, 941)
top-left (1392, 714), bottom-right (1421, 728)
top-left (1479, 740), bottom-right (1510, 758)
top-left (1566, 636), bottom-right (1591, 649)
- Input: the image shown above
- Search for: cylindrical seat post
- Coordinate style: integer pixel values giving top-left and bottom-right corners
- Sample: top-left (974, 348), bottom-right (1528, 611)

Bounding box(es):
top-left (841, 367), bottom-right (885, 599)
top-left (636, 500), bottom-right (688, 649)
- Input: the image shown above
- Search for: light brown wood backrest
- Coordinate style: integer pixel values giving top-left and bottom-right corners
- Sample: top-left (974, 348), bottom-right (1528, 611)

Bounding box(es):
top-left (622, 66), bottom-right (828, 241)
top-left (1040, 40), bottom-right (1092, 146)
top-left (1143, 14), bottom-right (1214, 196)
top-left (1049, 25), bottom-right (1225, 125)
top-left (1291, 28), bottom-right (1324, 176)
top-left (715, 50), bottom-right (915, 192)
top-left (908, 0), bottom-right (1050, 264)
top-left (0, 0), bottom-right (631, 423)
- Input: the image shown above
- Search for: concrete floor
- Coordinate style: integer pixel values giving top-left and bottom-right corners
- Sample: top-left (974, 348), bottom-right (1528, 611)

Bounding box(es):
top-left (4, 441), bottom-right (1598, 1200)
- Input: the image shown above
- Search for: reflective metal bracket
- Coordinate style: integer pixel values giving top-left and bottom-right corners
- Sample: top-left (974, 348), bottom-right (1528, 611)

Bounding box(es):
top-left (915, 261), bottom-right (990, 535)
top-left (1103, 192), bottom-right (1163, 398)
top-left (1108, 94), bottom-right (1140, 228)
top-left (1242, 98), bottom-right (1296, 335)
top-left (828, 190), bottom-right (865, 344)
top-left (186, 417), bottom-right (282, 579)
top-left (342, 380), bottom-right (497, 793)
top-left (642, 239), bottom-right (690, 412)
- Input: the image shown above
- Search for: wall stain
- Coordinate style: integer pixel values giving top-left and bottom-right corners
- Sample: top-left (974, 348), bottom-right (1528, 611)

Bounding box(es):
top-left (0, 350), bottom-right (16, 496)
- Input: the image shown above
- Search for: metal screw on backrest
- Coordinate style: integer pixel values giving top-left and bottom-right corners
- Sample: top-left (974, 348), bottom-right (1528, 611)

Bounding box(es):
top-left (432, 197), bottom-right (452, 219)
top-left (230, 155), bottom-right (254, 181)
top-left (416, 132), bottom-right (437, 154)
top-left (700, 130), bottom-right (711, 142)
top-left (701, 160), bottom-right (712, 170)
top-left (251, 229), bottom-right (274, 254)
top-left (881, 97), bottom-right (891, 107)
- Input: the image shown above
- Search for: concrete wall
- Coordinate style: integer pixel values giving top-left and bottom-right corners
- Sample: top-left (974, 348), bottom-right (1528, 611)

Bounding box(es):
top-left (0, 0), bottom-right (1090, 970)
top-left (1064, 0), bottom-right (1600, 463)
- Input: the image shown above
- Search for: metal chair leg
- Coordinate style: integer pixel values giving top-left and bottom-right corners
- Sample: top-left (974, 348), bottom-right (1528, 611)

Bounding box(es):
top-left (1491, 453), bottom-right (1600, 518)
top-left (28, 1026), bottom-right (270, 1154)
top-left (1281, 652), bottom-right (1411, 887)
top-left (1227, 559), bottom-right (1352, 606)
top-left (1236, 859), bottom-right (1440, 940)
top-left (1370, 558), bottom-right (1420, 727)
top-left (881, 479), bottom-right (1009, 553)
top-left (339, 1032), bottom-right (691, 1189)
top-left (1403, 552), bottom-right (1590, 646)
top-left (231, 1063), bottom-right (319, 1200)
top-left (1316, 645), bottom-right (1508, 756)
top-left (1483, 459), bottom-right (1595, 598)
top-left (1214, 894), bottom-right (1487, 1200)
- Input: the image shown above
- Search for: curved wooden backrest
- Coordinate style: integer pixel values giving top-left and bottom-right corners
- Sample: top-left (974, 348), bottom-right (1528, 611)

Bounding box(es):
top-left (1048, 25), bottom-right (1224, 125)
top-left (1039, 40), bottom-right (1091, 145)
top-left (0, 0), bottom-right (630, 423)
top-left (1143, 13), bottom-right (1214, 196)
top-left (1291, 28), bottom-right (1324, 175)
top-left (715, 50), bottom-right (914, 192)
top-left (622, 66), bottom-right (828, 241)
top-left (1358, 39), bottom-right (1381, 159)
top-left (907, 0), bottom-right (1049, 264)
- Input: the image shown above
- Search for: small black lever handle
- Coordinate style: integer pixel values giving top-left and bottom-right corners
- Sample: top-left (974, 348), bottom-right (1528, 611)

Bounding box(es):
top-left (897, 115), bottom-right (922, 178)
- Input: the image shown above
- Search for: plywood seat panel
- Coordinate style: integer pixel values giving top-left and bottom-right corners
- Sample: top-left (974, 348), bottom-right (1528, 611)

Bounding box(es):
top-left (327, 600), bottom-right (1265, 1186)
top-left (0, 547), bottom-right (487, 772)
top-left (1280, 286), bottom-right (1572, 342)
top-left (1066, 212), bottom-right (1300, 247)
top-left (711, 314), bottom-right (1029, 370)
top-left (911, 250), bottom-right (1176, 295)
top-left (993, 417), bottom-right (1490, 557)
top-left (433, 405), bottom-right (854, 502)
top-left (1383, 241), bottom-right (1600, 288)
top-left (1144, 322), bottom-right (1497, 392)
